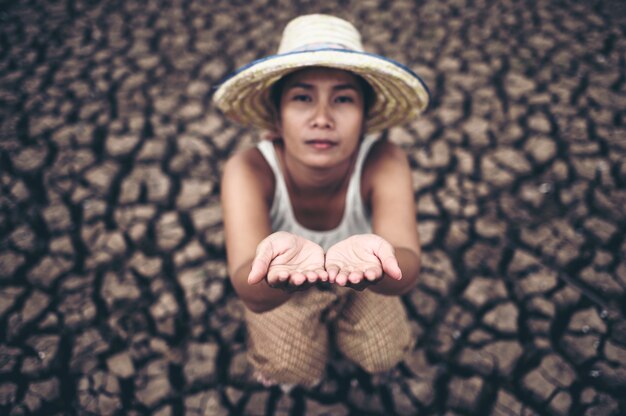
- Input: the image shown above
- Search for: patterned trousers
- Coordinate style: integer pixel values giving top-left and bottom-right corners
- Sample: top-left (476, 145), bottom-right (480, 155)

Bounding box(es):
top-left (244, 285), bottom-right (414, 386)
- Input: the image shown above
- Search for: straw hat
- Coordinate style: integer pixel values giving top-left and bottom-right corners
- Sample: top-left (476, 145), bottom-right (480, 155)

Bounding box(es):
top-left (212, 14), bottom-right (430, 133)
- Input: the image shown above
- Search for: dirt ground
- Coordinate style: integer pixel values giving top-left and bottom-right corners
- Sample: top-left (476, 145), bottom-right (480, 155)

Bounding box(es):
top-left (1, 0), bottom-right (625, 414)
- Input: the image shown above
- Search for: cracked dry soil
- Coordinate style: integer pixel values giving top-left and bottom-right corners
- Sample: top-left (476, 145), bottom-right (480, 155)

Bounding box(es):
top-left (1, 0), bottom-right (626, 414)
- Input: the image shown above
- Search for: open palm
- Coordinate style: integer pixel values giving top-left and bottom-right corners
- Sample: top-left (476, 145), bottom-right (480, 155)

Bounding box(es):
top-left (325, 234), bottom-right (402, 287)
top-left (248, 231), bottom-right (328, 287)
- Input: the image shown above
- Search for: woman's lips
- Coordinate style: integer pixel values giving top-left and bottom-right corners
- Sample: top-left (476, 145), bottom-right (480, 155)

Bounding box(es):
top-left (305, 139), bottom-right (337, 150)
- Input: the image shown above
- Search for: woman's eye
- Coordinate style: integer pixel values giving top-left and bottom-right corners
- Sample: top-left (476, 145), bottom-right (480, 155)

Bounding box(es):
top-left (292, 94), bottom-right (311, 102)
top-left (335, 96), bottom-right (355, 103)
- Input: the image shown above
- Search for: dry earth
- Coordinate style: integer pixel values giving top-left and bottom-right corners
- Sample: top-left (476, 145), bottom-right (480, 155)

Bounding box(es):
top-left (1, 0), bottom-right (625, 414)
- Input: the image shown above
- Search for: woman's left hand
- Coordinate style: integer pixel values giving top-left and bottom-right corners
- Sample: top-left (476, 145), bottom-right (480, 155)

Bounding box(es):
top-left (325, 234), bottom-right (402, 287)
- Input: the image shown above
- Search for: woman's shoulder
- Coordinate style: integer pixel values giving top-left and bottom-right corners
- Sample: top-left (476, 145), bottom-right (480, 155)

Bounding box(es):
top-left (222, 145), bottom-right (275, 194)
top-left (360, 138), bottom-right (411, 194)
top-left (224, 145), bottom-right (269, 170)
top-left (364, 139), bottom-right (410, 175)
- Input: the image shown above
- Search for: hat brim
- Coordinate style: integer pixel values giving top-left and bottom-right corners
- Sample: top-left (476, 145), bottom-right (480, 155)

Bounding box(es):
top-left (212, 49), bottom-right (431, 133)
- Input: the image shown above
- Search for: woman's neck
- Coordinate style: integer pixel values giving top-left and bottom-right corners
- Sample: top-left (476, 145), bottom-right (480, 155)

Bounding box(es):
top-left (277, 144), bottom-right (356, 198)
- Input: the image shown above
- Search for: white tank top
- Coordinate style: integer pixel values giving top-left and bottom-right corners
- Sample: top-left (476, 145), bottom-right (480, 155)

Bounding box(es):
top-left (256, 135), bottom-right (377, 250)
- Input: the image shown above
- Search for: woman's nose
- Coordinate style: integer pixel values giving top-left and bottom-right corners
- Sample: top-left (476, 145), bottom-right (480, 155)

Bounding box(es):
top-left (310, 102), bottom-right (334, 129)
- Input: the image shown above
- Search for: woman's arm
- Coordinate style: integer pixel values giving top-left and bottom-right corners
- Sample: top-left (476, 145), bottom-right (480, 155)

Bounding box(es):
top-left (323, 140), bottom-right (420, 295)
top-left (363, 140), bottom-right (421, 295)
top-left (221, 149), bottom-right (327, 313)
top-left (221, 149), bottom-right (290, 312)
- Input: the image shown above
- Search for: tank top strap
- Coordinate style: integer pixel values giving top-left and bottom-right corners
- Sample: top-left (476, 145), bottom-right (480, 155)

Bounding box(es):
top-left (256, 140), bottom-right (293, 227)
top-left (256, 140), bottom-right (281, 176)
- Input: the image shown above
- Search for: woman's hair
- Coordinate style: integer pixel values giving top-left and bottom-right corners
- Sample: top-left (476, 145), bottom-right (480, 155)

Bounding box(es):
top-left (269, 69), bottom-right (376, 118)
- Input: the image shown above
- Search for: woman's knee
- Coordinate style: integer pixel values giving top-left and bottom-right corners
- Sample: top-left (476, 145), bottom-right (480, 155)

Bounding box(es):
top-left (336, 317), bottom-right (415, 373)
top-left (246, 325), bottom-right (329, 385)
top-left (250, 347), bottom-right (327, 386)
top-left (348, 337), bottom-right (413, 373)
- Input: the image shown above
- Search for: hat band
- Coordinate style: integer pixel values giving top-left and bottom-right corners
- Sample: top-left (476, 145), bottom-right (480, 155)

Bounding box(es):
top-left (289, 42), bottom-right (354, 53)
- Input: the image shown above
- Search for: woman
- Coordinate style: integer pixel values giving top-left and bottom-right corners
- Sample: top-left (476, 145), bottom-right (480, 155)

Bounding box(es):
top-left (214, 14), bottom-right (430, 387)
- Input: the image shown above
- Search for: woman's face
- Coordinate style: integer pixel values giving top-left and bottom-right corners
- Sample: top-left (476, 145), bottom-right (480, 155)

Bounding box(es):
top-left (276, 67), bottom-right (366, 170)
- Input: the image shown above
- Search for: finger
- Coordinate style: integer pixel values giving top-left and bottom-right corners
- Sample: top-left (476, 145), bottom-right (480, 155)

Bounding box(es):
top-left (247, 240), bottom-right (274, 284)
top-left (266, 270), bottom-right (286, 286)
top-left (326, 265), bottom-right (340, 283)
top-left (364, 268), bottom-right (381, 282)
top-left (381, 256), bottom-right (402, 280)
top-left (348, 270), bottom-right (364, 284)
top-left (316, 269), bottom-right (329, 282)
top-left (306, 270), bottom-right (319, 283)
top-left (374, 242), bottom-right (402, 280)
top-left (290, 272), bottom-right (307, 286)
top-left (248, 260), bottom-right (269, 285)
top-left (335, 271), bottom-right (349, 286)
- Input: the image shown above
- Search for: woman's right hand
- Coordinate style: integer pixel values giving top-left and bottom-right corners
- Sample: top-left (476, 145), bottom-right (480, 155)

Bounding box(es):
top-left (248, 231), bottom-right (328, 287)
